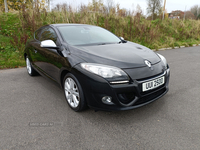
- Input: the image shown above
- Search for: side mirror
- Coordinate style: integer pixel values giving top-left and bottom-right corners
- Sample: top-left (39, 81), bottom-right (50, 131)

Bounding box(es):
top-left (120, 37), bottom-right (125, 40)
top-left (119, 37), bottom-right (127, 43)
top-left (40, 40), bottom-right (59, 49)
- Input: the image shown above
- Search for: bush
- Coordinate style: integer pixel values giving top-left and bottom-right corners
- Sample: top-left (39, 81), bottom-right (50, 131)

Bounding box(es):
top-left (1, 2), bottom-right (200, 69)
top-left (18, 4), bottom-right (200, 50)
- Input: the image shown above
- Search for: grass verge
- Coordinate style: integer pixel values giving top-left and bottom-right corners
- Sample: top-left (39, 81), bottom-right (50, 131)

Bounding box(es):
top-left (0, 13), bottom-right (25, 69)
top-left (0, 7), bottom-right (200, 69)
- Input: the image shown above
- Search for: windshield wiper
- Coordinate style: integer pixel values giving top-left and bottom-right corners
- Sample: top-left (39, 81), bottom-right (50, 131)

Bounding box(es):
top-left (98, 42), bottom-right (119, 45)
top-left (98, 43), bottom-right (107, 45)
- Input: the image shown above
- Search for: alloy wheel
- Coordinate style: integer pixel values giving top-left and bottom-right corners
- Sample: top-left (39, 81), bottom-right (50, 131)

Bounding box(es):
top-left (64, 77), bottom-right (80, 108)
top-left (26, 57), bottom-right (32, 75)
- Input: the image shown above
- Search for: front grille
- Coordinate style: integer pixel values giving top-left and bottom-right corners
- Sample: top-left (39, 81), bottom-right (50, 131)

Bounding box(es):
top-left (137, 71), bottom-right (167, 96)
top-left (133, 88), bottom-right (166, 106)
top-left (136, 72), bottom-right (164, 82)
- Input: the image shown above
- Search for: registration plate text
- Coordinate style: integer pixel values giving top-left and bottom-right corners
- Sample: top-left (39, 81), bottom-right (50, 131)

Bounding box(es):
top-left (142, 76), bottom-right (165, 92)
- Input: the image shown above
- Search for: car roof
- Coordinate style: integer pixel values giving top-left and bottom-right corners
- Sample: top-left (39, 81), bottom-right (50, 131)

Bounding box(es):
top-left (34, 24), bottom-right (96, 34)
top-left (50, 24), bottom-right (94, 27)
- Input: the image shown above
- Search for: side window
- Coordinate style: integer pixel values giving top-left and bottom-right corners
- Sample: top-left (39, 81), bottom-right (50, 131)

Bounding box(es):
top-left (40, 27), bottom-right (57, 44)
top-left (34, 28), bottom-right (42, 41)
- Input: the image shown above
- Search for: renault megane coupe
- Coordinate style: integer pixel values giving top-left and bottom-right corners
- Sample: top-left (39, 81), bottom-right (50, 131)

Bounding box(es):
top-left (24, 24), bottom-right (170, 112)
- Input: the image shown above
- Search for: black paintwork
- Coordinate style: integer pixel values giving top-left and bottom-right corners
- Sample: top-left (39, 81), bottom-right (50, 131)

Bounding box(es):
top-left (24, 24), bottom-right (170, 111)
top-left (68, 42), bottom-right (161, 68)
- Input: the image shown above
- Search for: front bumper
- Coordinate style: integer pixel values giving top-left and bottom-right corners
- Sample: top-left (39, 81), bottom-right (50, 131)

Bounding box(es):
top-left (72, 65), bottom-right (170, 111)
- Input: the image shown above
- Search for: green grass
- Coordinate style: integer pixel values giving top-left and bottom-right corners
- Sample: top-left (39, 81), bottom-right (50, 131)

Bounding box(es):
top-left (0, 13), bottom-right (25, 69)
top-left (0, 10), bottom-right (200, 69)
top-left (0, 35), bottom-right (25, 69)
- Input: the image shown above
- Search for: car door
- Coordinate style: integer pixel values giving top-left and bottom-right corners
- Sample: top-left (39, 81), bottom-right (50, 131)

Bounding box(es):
top-left (29, 27), bottom-right (43, 68)
top-left (34, 26), bottom-right (63, 82)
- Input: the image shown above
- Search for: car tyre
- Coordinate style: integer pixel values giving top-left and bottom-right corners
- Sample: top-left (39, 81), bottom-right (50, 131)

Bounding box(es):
top-left (26, 56), bottom-right (38, 76)
top-left (63, 73), bottom-right (86, 112)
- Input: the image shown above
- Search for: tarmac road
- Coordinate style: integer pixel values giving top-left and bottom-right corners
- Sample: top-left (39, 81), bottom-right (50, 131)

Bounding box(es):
top-left (0, 47), bottom-right (200, 150)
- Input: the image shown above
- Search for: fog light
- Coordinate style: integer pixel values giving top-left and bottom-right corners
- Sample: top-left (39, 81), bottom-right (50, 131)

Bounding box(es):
top-left (102, 96), bottom-right (114, 105)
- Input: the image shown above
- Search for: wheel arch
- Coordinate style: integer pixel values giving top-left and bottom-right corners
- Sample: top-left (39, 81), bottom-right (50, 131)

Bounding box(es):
top-left (24, 53), bottom-right (27, 60)
top-left (60, 69), bottom-right (71, 89)
top-left (62, 71), bottom-right (87, 111)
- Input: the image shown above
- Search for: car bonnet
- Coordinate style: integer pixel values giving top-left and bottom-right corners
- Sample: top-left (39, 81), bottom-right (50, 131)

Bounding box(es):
top-left (69, 42), bottom-right (161, 69)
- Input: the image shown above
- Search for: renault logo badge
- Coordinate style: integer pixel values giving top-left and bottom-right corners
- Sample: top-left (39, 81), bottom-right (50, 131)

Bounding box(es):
top-left (144, 60), bottom-right (151, 68)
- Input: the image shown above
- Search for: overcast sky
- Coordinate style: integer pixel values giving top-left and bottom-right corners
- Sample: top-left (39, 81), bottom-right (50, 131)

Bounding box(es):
top-left (51, 0), bottom-right (200, 14)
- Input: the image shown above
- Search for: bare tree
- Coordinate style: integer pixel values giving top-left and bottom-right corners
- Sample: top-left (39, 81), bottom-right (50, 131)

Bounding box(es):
top-left (4, 0), bottom-right (8, 12)
top-left (162, 0), bottom-right (166, 19)
top-left (185, 11), bottom-right (196, 20)
top-left (190, 5), bottom-right (200, 19)
top-left (146, 0), bottom-right (162, 20)
top-left (106, 0), bottom-right (115, 13)
top-left (135, 4), bottom-right (143, 16)
top-left (47, 0), bottom-right (50, 11)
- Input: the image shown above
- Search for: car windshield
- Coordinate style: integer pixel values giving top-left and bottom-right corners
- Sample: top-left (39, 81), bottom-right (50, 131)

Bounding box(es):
top-left (57, 25), bottom-right (121, 46)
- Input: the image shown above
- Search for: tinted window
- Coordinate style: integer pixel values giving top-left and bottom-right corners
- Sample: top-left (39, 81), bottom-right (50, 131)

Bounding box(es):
top-left (35, 28), bottom-right (42, 40)
top-left (40, 27), bottom-right (57, 43)
top-left (57, 26), bottom-right (120, 46)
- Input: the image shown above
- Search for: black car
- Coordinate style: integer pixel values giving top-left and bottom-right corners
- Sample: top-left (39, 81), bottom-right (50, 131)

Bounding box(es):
top-left (24, 24), bottom-right (170, 112)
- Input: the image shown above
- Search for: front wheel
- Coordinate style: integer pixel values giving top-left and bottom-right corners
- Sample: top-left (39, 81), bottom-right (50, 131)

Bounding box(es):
top-left (63, 73), bottom-right (86, 112)
top-left (26, 56), bottom-right (38, 76)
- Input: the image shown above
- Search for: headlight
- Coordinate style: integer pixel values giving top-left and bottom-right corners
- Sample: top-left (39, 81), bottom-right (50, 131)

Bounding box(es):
top-left (81, 63), bottom-right (129, 83)
top-left (157, 53), bottom-right (168, 69)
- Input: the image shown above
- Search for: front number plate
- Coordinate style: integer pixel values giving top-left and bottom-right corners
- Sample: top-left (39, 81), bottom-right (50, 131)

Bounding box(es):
top-left (142, 76), bottom-right (165, 92)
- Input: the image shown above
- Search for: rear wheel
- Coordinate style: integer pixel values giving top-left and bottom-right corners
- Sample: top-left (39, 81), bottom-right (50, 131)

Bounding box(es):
top-left (26, 56), bottom-right (38, 76)
top-left (63, 73), bottom-right (86, 112)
